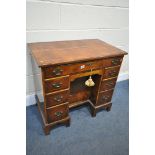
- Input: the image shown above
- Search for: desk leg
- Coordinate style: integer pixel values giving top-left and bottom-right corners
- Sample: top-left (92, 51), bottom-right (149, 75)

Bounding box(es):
top-left (66, 117), bottom-right (71, 127)
top-left (92, 109), bottom-right (97, 117)
top-left (106, 103), bottom-right (112, 112)
top-left (90, 105), bottom-right (97, 117)
top-left (44, 126), bottom-right (50, 135)
top-left (90, 101), bottom-right (112, 117)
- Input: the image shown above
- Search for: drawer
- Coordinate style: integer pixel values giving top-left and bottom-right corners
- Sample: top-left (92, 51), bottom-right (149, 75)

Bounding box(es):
top-left (103, 56), bottom-right (123, 68)
top-left (97, 90), bottom-right (114, 106)
top-left (47, 103), bottom-right (69, 123)
top-left (44, 76), bottom-right (69, 93)
top-left (46, 90), bottom-right (69, 107)
top-left (71, 60), bottom-right (102, 73)
top-left (103, 66), bottom-right (120, 79)
top-left (43, 60), bottom-right (102, 79)
top-left (100, 78), bottom-right (117, 91)
top-left (43, 65), bottom-right (70, 79)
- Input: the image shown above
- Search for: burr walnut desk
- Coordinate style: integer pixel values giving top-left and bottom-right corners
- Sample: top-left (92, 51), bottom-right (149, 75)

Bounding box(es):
top-left (28, 39), bottom-right (127, 135)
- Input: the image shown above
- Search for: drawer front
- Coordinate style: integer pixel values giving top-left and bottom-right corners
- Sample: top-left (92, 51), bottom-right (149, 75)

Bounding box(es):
top-left (47, 104), bottom-right (69, 123)
top-left (69, 90), bottom-right (91, 104)
top-left (43, 65), bottom-right (70, 79)
top-left (44, 76), bottom-right (69, 93)
top-left (97, 90), bottom-right (114, 106)
top-left (46, 90), bottom-right (69, 107)
top-left (100, 78), bottom-right (117, 91)
top-left (103, 66), bottom-right (120, 79)
top-left (103, 56), bottom-right (123, 68)
top-left (43, 60), bottom-right (102, 79)
top-left (71, 60), bottom-right (102, 73)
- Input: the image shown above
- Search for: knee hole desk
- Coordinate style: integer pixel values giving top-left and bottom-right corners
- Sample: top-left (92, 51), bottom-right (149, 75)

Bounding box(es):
top-left (28, 39), bottom-right (127, 135)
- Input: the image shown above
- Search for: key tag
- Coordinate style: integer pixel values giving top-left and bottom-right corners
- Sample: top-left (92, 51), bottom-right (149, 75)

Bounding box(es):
top-left (85, 69), bottom-right (95, 87)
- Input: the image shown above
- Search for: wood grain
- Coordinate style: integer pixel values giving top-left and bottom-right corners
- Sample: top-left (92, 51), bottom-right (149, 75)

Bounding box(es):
top-left (43, 59), bottom-right (102, 79)
top-left (100, 77), bottom-right (117, 91)
top-left (44, 76), bottom-right (69, 93)
top-left (46, 90), bottom-right (69, 108)
top-left (103, 66), bottom-right (121, 79)
top-left (47, 103), bottom-right (69, 123)
top-left (97, 89), bottom-right (114, 106)
top-left (28, 39), bottom-right (127, 67)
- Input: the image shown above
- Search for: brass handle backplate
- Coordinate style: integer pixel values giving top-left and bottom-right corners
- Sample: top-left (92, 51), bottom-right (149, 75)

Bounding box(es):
top-left (52, 67), bottom-right (63, 76)
top-left (55, 111), bottom-right (63, 117)
top-left (52, 83), bottom-right (62, 88)
top-left (54, 95), bottom-right (63, 102)
top-left (111, 59), bottom-right (121, 65)
top-left (102, 95), bottom-right (110, 101)
top-left (108, 71), bottom-right (117, 76)
top-left (86, 62), bottom-right (94, 66)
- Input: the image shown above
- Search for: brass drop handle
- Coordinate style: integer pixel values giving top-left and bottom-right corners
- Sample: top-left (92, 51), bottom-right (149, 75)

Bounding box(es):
top-left (55, 111), bottom-right (63, 117)
top-left (54, 95), bottom-right (63, 102)
top-left (52, 67), bottom-right (63, 76)
top-left (102, 95), bottom-right (110, 100)
top-left (52, 83), bottom-right (62, 88)
top-left (105, 82), bottom-right (114, 86)
top-left (111, 59), bottom-right (120, 65)
top-left (108, 70), bottom-right (117, 76)
top-left (86, 62), bottom-right (94, 66)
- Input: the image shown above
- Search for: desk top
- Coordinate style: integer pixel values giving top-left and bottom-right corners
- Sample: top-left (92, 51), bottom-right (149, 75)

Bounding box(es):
top-left (28, 39), bottom-right (127, 67)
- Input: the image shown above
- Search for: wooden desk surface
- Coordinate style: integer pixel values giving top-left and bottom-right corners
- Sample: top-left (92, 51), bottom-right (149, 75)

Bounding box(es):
top-left (28, 39), bottom-right (127, 67)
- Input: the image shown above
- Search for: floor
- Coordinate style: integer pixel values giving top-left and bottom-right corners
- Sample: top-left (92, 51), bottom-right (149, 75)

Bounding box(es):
top-left (26, 80), bottom-right (129, 155)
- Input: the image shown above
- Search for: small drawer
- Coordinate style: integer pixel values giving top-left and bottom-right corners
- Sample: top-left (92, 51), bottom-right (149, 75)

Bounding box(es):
top-left (44, 76), bottom-right (69, 93)
top-left (71, 60), bottom-right (102, 73)
top-left (100, 78), bottom-right (117, 91)
top-left (97, 90), bottom-right (114, 106)
top-left (43, 65), bottom-right (70, 79)
top-left (103, 66), bottom-right (120, 79)
top-left (46, 90), bottom-right (69, 107)
top-left (47, 103), bottom-right (69, 123)
top-left (103, 56), bottom-right (123, 68)
top-left (43, 60), bottom-right (102, 79)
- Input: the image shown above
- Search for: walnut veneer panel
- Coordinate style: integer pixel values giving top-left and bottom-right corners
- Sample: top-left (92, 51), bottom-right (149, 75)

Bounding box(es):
top-left (28, 39), bottom-right (127, 67)
top-left (97, 90), bottom-right (114, 106)
top-left (44, 76), bottom-right (69, 93)
top-left (47, 103), bottom-right (69, 123)
top-left (103, 66), bottom-right (121, 79)
top-left (43, 59), bottom-right (102, 79)
top-left (100, 78), bottom-right (117, 91)
top-left (46, 90), bottom-right (69, 108)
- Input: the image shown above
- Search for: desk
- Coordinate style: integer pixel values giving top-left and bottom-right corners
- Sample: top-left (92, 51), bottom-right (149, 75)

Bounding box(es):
top-left (28, 39), bottom-right (127, 135)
